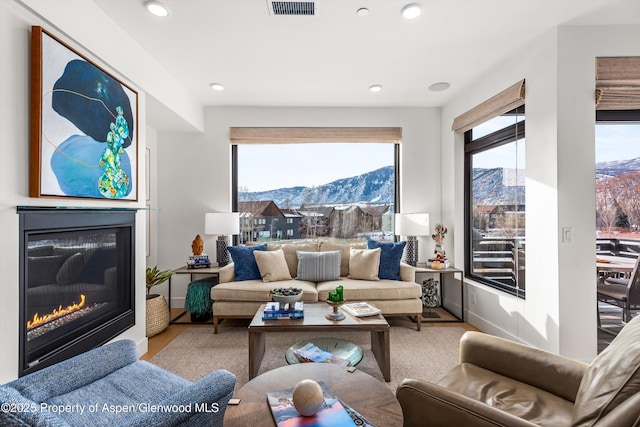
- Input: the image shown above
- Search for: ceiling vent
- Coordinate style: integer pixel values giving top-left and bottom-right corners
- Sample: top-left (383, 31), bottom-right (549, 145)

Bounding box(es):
top-left (267, 1), bottom-right (316, 16)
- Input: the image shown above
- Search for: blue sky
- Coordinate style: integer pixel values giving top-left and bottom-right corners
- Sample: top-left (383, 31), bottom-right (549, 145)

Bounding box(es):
top-left (596, 124), bottom-right (640, 163)
top-left (238, 143), bottom-right (394, 192)
top-left (472, 123), bottom-right (640, 168)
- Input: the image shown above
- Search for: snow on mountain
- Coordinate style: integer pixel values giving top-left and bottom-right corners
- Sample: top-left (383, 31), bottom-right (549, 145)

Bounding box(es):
top-left (472, 167), bottom-right (525, 206)
top-left (239, 166), bottom-right (394, 208)
top-left (596, 157), bottom-right (640, 180)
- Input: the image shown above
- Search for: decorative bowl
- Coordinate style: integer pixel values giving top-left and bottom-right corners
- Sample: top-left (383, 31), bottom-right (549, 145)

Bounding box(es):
top-left (270, 287), bottom-right (303, 306)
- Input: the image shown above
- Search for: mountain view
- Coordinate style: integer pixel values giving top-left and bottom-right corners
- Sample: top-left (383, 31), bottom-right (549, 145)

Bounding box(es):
top-left (238, 156), bottom-right (640, 212)
top-left (239, 166), bottom-right (395, 208)
top-left (596, 157), bottom-right (640, 180)
top-left (472, 167), bottom-right (525, 206)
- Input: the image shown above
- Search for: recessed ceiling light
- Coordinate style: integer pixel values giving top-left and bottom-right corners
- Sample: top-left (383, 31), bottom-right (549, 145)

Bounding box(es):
top-left (357, 8), bottom-right (369, 17)
top-left (369, 84), bottom-right (382, 93)
top-left (402, 3), bottom-right (422, 20)
top-left (145, 1), bottom-right (169, 17)
top-left (210, 83), bottom-right (224, 91)
top-left (429, 82), bottom-right (451, 92)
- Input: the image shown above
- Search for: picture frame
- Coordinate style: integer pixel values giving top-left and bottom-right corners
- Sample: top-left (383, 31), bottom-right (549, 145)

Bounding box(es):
top-left (29, 26), bottom-right (138, 201)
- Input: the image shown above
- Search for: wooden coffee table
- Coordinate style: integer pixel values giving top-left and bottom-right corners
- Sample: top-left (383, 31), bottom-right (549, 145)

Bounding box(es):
top-left (248, 303), bottom-right (391, 381)
top-left (224, 363), bottom-right (403, 426)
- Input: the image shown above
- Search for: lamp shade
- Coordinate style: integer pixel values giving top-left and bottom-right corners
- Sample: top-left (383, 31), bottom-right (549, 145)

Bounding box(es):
top-left (204, 212), bottom-right (240, 235)
top-left (395, 213), bottom-right (430, 236)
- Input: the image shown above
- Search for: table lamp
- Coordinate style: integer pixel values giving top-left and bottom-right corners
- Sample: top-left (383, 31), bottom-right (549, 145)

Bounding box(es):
top-left (205, 212), bottom-right (240, 266)
top-left (395, 213), bottom-right (430, 266)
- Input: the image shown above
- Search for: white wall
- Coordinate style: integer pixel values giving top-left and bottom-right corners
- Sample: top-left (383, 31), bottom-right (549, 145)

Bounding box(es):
top-left (0, 1), bottom-right (153, 381)
top-left (155, 107), bottom-right (443, 308)
top-left (442, 23), bottom-right (640, 361)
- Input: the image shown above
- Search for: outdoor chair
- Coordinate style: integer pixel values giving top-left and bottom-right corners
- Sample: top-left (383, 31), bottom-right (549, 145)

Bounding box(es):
top-left (597, 255), bottom-right (640, 323)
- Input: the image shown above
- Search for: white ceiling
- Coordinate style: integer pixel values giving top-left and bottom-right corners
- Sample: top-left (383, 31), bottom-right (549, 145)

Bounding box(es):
top-left (91, 0), bottom-right (640, 111)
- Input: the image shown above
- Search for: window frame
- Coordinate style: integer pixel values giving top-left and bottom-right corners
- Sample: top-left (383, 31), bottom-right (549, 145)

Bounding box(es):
top-left (464, 107), bottom-right (526, 298)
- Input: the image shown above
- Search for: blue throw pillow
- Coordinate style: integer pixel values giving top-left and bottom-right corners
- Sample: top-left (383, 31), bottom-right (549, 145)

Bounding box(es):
top-left (228, 244), bottom-right (267, 281)
top-left (366, 238), bottom-right (406, 280)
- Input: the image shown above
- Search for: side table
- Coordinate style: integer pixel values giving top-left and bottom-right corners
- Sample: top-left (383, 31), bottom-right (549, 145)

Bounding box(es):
top-left (415, 265), bottom-right (464, 322)
top-left (168, 265), bottom-right (220, 324)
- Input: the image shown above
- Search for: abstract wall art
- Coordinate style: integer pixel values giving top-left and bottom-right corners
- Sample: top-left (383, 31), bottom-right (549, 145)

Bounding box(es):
top-left (30, 26), bottom-right (138, 201)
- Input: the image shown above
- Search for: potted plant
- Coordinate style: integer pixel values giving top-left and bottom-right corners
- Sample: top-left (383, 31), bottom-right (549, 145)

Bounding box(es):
top-left (145, 266), bottom-right (174, 337)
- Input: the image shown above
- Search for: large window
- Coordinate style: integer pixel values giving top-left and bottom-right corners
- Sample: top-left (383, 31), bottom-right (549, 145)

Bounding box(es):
top-left (232, 142), bottom-right (399, 244)
top-left (465, 106), bottom-right (526, 297)
top-left (595, 110), bottom-right (640, 256)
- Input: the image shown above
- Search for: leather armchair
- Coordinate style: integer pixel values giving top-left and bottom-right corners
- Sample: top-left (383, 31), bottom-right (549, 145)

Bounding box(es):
top-left (396, 315), bottom-right (640, 427)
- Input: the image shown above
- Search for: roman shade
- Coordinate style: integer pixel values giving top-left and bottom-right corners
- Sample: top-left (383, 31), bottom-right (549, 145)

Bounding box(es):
top-left (452, 79), bottom-right (525, 133)
top-left (596, 57), bottom-right (640, 110)
top-left (229, 127), bottom-right (402, 144)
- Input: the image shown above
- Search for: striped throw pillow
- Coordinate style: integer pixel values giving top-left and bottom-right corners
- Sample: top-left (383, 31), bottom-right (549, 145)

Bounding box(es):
top-left (296, 251), bottom-right (341, 282)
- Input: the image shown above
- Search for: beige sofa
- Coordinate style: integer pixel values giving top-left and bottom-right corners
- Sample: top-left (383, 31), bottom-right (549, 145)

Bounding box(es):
top-left (210, 241), bottom-right (423, 333)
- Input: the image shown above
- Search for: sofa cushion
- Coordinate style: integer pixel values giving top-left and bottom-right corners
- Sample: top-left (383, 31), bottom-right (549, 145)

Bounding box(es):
top-left (254, 249), bottom-right (292, 282)
top-left (296, 251), bottom-right (341, 282)
top-left (228, 244), bottom-right (267, 281)
top-left (317, 278), bottom-right (421, 301)
top-left (572, 314), bottom-right (640, 427)
top-left (438, 363), bottom-right (574, 427)
top-left (348, 248), bottom-right (381, 281)
top-left (211, 279), bottom-right (318, 302)
top-left (319, 241), bottom-right (366, 276)
top-left (45, 361), bottom-right (190, 426)
top-left (271, 243), bottom-right (318, 278)
top-left (367, 238), bottom-right (406, 280)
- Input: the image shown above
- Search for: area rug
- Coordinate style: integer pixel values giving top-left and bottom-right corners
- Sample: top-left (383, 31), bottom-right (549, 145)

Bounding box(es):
top-left (148, 320), bottom-right (467, 392)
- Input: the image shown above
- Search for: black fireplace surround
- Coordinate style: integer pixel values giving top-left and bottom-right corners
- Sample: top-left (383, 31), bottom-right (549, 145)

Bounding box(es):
top-left (18, 207), bottom-right (135, 376)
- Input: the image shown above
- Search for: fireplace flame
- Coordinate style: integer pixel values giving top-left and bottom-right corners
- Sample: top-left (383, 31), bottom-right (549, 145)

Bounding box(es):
top-left (27, 294), bottom-right (86, 330)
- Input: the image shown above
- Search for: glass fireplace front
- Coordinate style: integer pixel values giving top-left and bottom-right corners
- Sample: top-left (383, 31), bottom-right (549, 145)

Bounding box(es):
top-left (18, 208), bottom-right (135, 376)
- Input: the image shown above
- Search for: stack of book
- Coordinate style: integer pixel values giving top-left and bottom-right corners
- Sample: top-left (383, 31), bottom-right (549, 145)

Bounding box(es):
top-left (262, 302), bottom-right (304, 320)
top-left (293, 343), bottom-right (350, 366)
top-left (187, 254), bottom-right (211, 269)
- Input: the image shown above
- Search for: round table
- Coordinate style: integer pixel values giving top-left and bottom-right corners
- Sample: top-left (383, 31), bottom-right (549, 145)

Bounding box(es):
top-left (223, 363), bottom-right (403, 426)
top-left (284, 337), bottom-right (363, 366)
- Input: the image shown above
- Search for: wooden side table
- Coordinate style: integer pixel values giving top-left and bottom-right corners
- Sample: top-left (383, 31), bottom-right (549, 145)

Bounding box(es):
top-left (167, 265), bottom-right (220, 324)
top-left (223, 363), bottom-right (403, 426)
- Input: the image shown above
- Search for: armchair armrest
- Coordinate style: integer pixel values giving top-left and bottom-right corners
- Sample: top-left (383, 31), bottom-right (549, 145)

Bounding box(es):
top-left (397, 379), bottom-right (538, 427)
top-left (8, 340), bottom-right (138, 402)
top-left (399, 262), bottom-right (415, 282)
top-left (127, 369), bottom-right (236, 427)
top-left (218, 263), bottom-right (235, 283)
top-left (459, 331), bottom-right (587, 402)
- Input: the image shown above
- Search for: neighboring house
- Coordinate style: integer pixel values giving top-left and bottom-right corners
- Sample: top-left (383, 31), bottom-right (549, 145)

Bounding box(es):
top-left (329, 204), bottom-right (391, 239)
top-left (238, 201), bottom-right (285, 242)
top-left (279, 209), bottom-right (303, 240)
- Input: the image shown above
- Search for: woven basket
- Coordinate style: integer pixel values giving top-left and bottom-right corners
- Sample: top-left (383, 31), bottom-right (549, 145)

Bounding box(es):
top-left (146, 294), bottom-right (170, 337)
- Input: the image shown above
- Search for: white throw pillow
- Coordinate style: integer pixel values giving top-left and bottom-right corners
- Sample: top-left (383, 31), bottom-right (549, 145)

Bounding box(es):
top-left (254, 249), bottom-right (293, 282)
top-left (348, 248), bottom-right (381, 281)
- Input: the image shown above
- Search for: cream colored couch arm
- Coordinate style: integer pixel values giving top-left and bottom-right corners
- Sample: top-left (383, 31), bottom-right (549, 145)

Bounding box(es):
top-left (396, 379), bottom-right (538, 427)
top-left (459, 331), bottom-right (587, 402)
top-left (399, 262), bottom-right (415, 282)
top-left (218, 262), bottom-right (235, 283)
